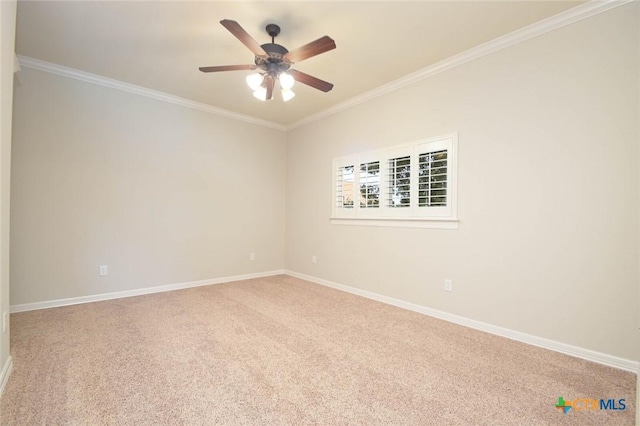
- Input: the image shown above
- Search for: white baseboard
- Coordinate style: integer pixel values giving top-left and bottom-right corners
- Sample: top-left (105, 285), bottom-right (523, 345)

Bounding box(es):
top-left (285, 270), bottom-right (639, 373)
top-left (0, 356), bottom-right (13, 396)
top-left (8, 269), bottom-right (637, 373)
top-left (10, 269), bottom-right (286, 313)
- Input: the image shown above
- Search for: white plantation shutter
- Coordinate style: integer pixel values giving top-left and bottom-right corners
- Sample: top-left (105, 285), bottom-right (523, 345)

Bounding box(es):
top-left (332, 158), bottom-right (356, 218)
top-left (418, 150), bottom-right (447, 206)
top-left (332, 133), bottom-right (457, 224)
top-left (359, 160), bottom-right (380, 209)
top-left (387, 156), bottom-right (411, 208)
top-left (338, 166), bottom-right (355, 209)
top-left (382, 146), bottom-right (413, 217)
top-left (415, 137), bottom-right (455, 217)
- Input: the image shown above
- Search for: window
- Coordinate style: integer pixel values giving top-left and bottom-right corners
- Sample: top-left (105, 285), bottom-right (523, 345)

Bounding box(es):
top-left (387, 155), bottom-right (411, 209)
top-left (359, 160), bottom-right (380, 209)
top-left (335, 164), bottom-right (355, 210)
top-left (418, 150), bottom-right (447, 207)
top-left (332, 133), bottom-right (458, 228)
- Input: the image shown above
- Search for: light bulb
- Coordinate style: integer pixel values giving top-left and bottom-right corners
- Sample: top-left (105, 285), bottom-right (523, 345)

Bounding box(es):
top-left (279, 72), bottom-right (295, 90)
top-left (253, 87), bottom-right (267, 101)
top-left (246, 73), bottom-right (263, 91)
top-left (281, 88), bottom-right (295, 102)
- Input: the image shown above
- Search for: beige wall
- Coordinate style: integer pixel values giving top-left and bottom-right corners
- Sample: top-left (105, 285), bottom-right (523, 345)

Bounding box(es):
top-left (11, 68), bottom-right (286, 305)
top-left (9, 2), bottom-right (639, 365)
top-left (0, 0), bottom-right (17, 372)
top-left (286, 4), bottom-right (639, 361)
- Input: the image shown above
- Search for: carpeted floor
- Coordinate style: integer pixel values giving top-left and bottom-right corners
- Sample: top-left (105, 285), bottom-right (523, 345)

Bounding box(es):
top-left (0, 275), bottom-right (635, 425)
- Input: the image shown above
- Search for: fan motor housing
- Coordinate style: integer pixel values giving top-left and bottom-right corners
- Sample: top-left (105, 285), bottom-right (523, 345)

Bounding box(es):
top-left (255, 43), bottom-right (291, 74)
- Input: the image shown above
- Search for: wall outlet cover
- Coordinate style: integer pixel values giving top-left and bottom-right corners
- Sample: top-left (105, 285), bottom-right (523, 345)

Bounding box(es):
top-left (444, 279), bottom-right (453, 292)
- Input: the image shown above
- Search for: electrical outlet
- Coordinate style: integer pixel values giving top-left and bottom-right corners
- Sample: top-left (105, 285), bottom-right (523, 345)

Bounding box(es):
top-left (3, 311), bottom-right (7, 334)
top-left (444, 279), bottom-right (453, 292)
top-left (249, 253), bottom-right (256, 261)
top-left (99, 265), bottom-right (108, 276)
top-left (311, 255), bottom-right (317, 264)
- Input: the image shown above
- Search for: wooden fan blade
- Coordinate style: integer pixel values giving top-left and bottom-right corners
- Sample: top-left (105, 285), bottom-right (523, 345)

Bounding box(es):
top-left (284, 36), bottom-right (336, 63)
top-left (220, 19), bottom-right (267, 56)
top-left (288, 69), bottom-right (334, 92)
top-left (265, 76), bottom-right (274, 100)
top-left (199, 64), bottom-right (256, 73)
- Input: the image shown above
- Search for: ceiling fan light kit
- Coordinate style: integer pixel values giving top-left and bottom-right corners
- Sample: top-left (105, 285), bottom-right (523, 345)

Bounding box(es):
top-left (199, 19), bottom-right (336, 102)
top-left (279, 72), bottom-right (294, 90)
top-left (281, 87), bottom-right (295, 102)
top-left (245, 73), bottom-right (263, 91)
top-left (246, 71), bottom-right (295, 102)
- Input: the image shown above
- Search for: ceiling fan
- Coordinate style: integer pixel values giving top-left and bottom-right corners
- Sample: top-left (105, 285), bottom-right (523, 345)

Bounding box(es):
top-left (199, 20), bottom-right (336, 102)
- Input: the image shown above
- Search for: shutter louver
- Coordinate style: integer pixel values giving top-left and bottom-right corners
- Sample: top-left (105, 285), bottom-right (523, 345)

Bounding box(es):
top-left (418, 149), bottom-right (448, 207)
top-left (387, 156), bottom-right (411, 208)
top-left (359, 161), bottom-right (380, 208)
top-left (335, 165), bottom-right (355, 209)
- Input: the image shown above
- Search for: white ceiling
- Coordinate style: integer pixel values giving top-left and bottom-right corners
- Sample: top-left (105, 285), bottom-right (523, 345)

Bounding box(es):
top-left (15, 1), bottom-right (585, 127)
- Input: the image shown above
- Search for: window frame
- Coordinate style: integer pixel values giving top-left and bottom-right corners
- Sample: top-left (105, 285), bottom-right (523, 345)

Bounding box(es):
top-left (333, 158), bottom-right (356, 218)
top-left (356, 152), bottom-right (382, 218)
top-left (331, 133), bottom-right (458, 229)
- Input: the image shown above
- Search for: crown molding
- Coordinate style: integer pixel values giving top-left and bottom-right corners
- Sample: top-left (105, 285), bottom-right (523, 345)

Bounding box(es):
top-left (16, 55), bottom-right (287, 132)
top-left (286, 0), bottom-right (634, 130)
top-left (17, 0), bottom-right (633, 132)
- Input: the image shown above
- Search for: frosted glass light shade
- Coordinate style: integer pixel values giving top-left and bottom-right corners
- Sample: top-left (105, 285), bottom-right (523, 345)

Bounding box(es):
top-left (279, 72), bottom-right (295, 90)
top-left (281, 88), bottom-right (295, 102)
top-left (246, 73), bottom-right (263, 91)
top-left (253, 87), bottom-right (267, 101)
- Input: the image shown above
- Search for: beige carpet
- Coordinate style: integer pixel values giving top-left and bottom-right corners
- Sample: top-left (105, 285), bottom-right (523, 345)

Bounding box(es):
top-left (0, 275), bottom-right (635, 425)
